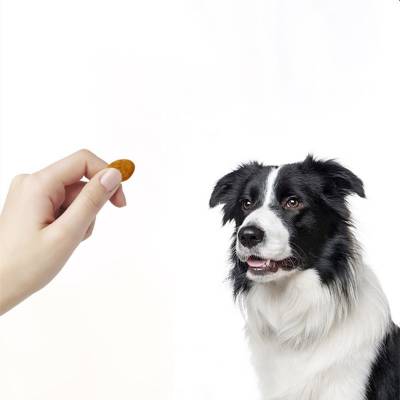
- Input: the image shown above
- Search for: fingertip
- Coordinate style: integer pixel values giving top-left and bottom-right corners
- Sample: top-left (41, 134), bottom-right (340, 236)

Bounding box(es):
top-left (110, 186), bottom-right (127, 208)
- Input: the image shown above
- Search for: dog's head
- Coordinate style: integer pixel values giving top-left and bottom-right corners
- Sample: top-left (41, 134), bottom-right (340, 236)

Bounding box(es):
top-left (210, 155), bottom-right (365, 294)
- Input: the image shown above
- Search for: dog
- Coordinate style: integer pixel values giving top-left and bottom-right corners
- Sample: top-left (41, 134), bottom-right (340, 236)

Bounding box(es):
top-left (209, 155), bottom-right (399, 400)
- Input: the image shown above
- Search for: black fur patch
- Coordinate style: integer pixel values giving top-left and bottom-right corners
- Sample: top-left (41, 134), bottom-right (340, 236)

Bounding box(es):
top-left (366, 323), bottom-right (400, 399)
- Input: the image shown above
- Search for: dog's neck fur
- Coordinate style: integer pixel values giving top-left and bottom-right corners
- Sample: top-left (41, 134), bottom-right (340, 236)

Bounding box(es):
top-left (241, 254), bottom-right (391, 400)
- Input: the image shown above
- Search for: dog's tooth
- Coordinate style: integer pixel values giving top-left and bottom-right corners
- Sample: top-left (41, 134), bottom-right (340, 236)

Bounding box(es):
top-left (265, 259), bottom-right (271, 267)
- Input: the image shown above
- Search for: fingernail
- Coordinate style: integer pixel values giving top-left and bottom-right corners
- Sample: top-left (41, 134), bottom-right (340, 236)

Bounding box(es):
top-left (100, 168), bottom-right (122, 192)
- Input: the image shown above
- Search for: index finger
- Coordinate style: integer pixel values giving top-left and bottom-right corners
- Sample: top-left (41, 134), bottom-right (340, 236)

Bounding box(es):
top-left (34, 149), bottom-right (108, 185)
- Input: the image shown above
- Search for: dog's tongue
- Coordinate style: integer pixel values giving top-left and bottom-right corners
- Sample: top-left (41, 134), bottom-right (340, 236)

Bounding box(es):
top-left (247, 257), bottom-right (268, 268)
top-left (247, 257), bottom-right (280, 273)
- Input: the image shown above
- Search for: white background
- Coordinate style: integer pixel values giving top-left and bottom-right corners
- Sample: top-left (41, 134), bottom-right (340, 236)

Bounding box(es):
top-left (1, 0), bottom-right (400, 399)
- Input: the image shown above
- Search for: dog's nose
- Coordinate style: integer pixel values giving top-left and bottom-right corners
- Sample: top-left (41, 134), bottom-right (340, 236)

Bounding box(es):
top-left (238, 226), bottom-right (265, 248)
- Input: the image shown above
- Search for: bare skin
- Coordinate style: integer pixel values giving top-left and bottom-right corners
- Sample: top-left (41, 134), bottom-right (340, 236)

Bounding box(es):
top-left (0, 149), bottom-right (128, 315)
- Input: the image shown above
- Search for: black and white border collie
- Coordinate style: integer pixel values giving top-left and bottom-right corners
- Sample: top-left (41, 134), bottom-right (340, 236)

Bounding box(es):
top-left (210, 155), bottom-right (399, 400)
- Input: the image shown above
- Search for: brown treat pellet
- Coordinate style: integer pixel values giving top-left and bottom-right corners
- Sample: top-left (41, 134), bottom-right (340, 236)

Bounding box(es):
top-left (108, 159), bottom-right (135, 181)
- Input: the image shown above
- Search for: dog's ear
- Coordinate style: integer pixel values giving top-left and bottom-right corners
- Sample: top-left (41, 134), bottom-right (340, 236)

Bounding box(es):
top-left (209, 162), bottom-right (263, 225)
top-left (303, 154), bottom-right (365, 198)
top-left (209, 170), bottom-right (237, 208)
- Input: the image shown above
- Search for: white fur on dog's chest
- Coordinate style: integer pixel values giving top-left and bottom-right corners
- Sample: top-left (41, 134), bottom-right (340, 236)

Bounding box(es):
top-left (244, 268), bottom-right (390, 400)
top-left (247, 333), bottom-right (374, 400)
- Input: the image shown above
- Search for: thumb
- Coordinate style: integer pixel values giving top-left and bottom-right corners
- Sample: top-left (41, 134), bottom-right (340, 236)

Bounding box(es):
top-left (50, 168), bottom-right (122, 244)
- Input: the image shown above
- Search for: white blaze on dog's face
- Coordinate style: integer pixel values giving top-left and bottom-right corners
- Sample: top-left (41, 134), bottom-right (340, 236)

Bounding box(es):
top-left (235, 167), bottom-right (293, 283)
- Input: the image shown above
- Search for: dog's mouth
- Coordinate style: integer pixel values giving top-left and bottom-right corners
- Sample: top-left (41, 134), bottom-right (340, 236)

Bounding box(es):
top-left (246, 255), bottom-right (298, 275)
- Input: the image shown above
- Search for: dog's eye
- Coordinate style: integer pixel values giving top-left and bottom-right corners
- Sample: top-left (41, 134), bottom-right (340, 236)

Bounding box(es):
top-left (283, 196), bottom-right (303, 210)
top-left (240, 199), bottom-right (253, 210)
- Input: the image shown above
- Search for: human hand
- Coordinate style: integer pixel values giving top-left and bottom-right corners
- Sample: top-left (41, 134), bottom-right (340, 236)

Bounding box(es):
top-left (0, 149), bottom-right (130, 315)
